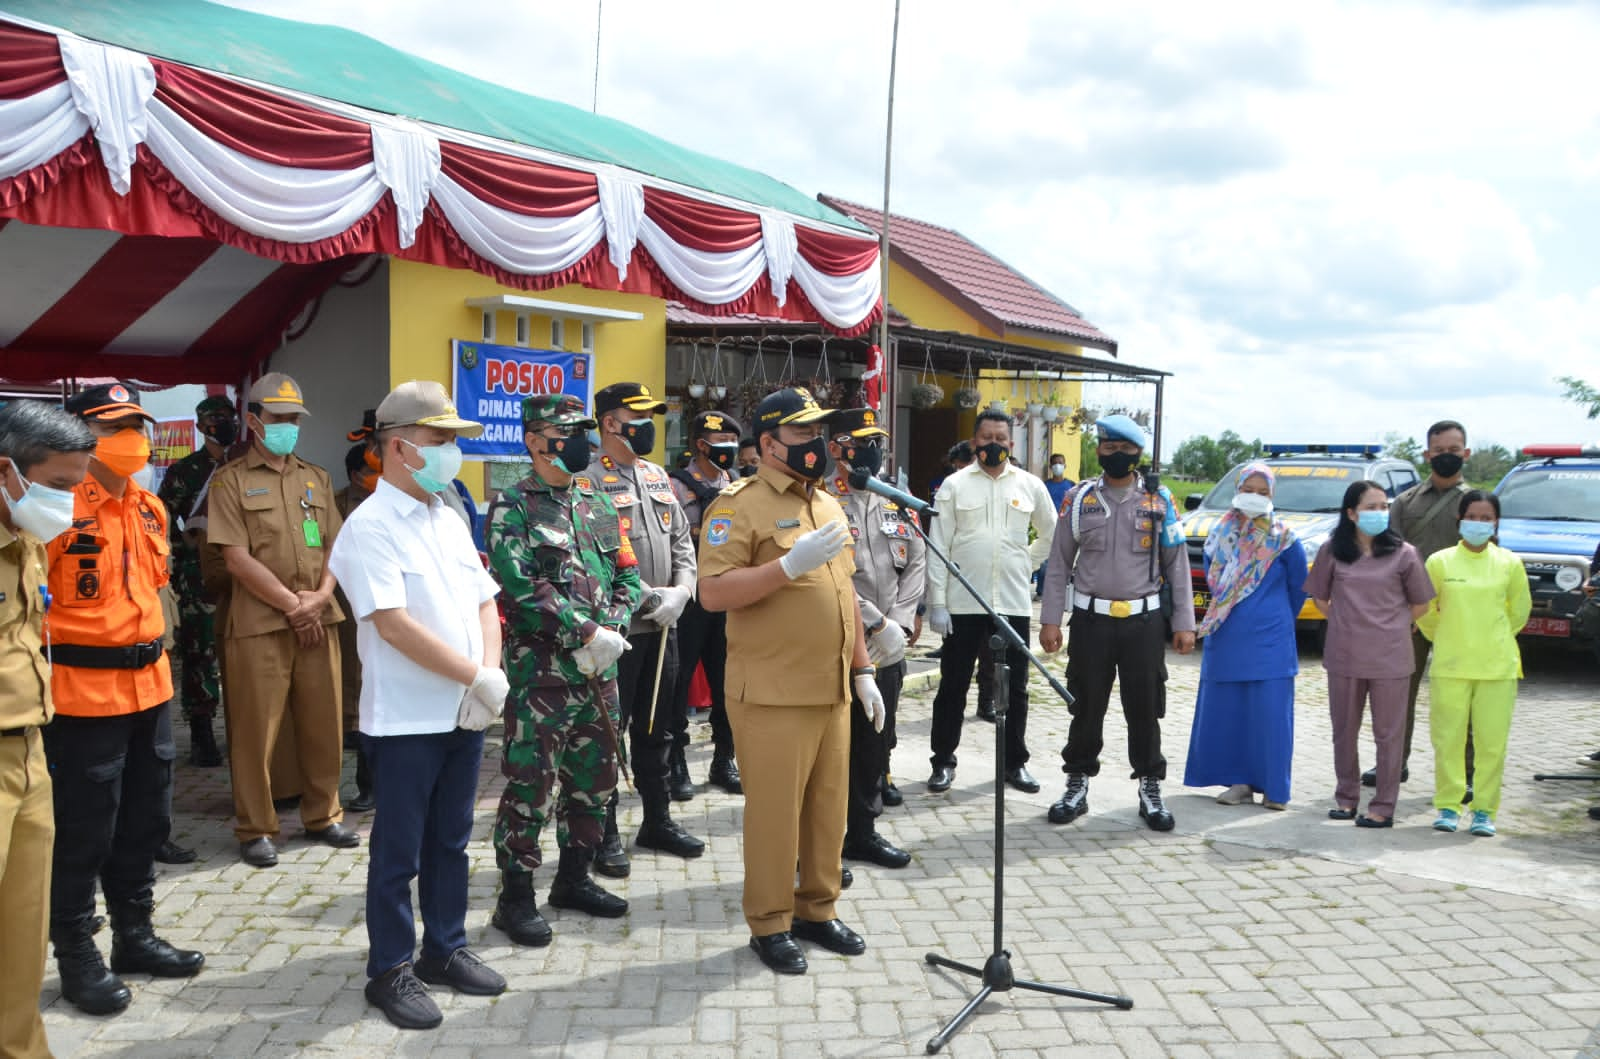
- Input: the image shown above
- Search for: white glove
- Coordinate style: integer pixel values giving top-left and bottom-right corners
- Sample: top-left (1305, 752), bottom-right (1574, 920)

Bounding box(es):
top-left (928, 606), bottom-right (952, 637)
top-left (778, 520), bottom-right (850, 580)
top-left (573, 626), bottom-right (630, 676)
top-left (647, 585), bottom-right (692, 627)
top-left (866, 620), bottom-right (907, 667)
top-left (853, 673), bottom-right (886, 733)
top-left (458, 665), bottom-right (509, 730)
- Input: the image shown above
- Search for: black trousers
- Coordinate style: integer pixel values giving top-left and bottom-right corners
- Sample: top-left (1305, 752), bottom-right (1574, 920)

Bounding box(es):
top-left (616, 625), bottom-right (679, 809)
top-left (42, 701), bottom-right (175, 930)
top-left (929, 613), bottom-right (1031, 771)
top-left (1060, 609), bottom-right (1167, 779)
top-left (847, 660), bottom-right (905, 842)
top-left (672, 599), bottom-right (732, 756)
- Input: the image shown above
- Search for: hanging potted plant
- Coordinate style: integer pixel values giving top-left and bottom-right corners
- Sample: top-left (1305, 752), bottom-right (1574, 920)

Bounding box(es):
top-left (908, 347), bottom-right (944, 408)
top-left (1040, 387), bottom-right (1063, 423)
top-left (1025, 378), bottom-right (1044, 417)
top-left (952, 351), bottom-right (981, 409)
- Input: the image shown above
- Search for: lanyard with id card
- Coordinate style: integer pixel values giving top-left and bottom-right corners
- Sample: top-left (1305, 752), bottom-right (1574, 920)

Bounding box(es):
top-left (301, 483), bottom-right (322, 547)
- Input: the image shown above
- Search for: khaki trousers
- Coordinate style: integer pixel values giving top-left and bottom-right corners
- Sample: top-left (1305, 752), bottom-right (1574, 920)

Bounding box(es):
top-left (0, 729), bottom-right (53, 1059)
top-left (727, 698), bottom-right (849, 936)
top-left (224, 628), bottom-right (343, 841)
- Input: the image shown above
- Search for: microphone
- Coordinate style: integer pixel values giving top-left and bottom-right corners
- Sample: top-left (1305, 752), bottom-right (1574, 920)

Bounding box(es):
top-left (847, 469), bottom-right (936, 518)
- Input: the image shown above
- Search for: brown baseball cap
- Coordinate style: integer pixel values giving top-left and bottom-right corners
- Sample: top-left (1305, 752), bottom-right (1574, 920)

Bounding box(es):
top-left (248, 372), bottom-right (310, 417)
top-left (375, 381), bottom-right (484, 438)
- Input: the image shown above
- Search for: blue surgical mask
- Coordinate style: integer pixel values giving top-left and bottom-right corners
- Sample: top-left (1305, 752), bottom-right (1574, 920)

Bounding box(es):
top-left (1356, 510), bottom-right (1389, 536)
top-left (261, 422), bottom-right (299, 456)
top-left (403, 439), bottom-right (463, 494)
top-left (1460, 520), bottom-right (1495, 547)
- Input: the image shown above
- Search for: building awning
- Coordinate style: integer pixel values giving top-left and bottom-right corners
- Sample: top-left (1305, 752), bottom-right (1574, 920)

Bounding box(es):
top-left (0, 3), bottom-right (883, 380)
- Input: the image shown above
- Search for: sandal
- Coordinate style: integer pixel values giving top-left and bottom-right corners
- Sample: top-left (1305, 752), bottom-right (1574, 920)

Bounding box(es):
top-left (1355, 814), bottom-right (1393, 828)
top-left (1327, 806), bottom-right (1356, 821)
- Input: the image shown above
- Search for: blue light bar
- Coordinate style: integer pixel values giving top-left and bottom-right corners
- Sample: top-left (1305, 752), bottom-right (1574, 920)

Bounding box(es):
top-left (1264, 443), bottom-right (1383, 457)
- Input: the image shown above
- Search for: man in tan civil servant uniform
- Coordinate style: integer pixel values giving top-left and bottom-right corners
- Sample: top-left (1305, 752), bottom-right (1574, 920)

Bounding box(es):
top-left (207, 372), bottom-right (358, 867)
top-left (697, 387), bottom-right (885, 976)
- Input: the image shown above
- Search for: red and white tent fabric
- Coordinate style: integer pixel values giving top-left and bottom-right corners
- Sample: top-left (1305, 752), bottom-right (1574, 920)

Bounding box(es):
top-left (0, 19), bottom-right (882, 382)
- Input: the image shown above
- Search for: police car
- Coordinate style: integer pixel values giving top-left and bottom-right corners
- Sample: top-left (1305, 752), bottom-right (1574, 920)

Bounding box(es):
top-left (1491, 444), bottom-right (1600, 641)
top-left (1180, 444), bottom-right (1422, 624)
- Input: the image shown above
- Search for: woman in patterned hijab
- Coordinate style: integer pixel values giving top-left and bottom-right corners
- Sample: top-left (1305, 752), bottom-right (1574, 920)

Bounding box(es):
top-left (1183, 463), bottom-right (1308, 809)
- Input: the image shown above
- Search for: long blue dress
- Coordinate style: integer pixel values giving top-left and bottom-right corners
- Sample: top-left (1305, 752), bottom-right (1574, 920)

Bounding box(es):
top-left (1183, 539), bottom-right (1308, 804)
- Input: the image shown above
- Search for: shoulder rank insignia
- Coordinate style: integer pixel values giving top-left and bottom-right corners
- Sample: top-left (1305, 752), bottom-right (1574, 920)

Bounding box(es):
top-left (722, 477), bottom-right (753, 496)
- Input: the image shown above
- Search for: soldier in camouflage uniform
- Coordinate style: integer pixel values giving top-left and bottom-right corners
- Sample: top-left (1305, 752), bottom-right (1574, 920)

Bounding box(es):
top-left (156, 394), bottom-right (237, 767)
top-left (486, 393), bottom-right (643, 947)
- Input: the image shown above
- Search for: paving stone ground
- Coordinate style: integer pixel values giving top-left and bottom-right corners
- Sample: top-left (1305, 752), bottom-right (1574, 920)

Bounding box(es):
top-left (38, 620), bottom-right (1600, 1058)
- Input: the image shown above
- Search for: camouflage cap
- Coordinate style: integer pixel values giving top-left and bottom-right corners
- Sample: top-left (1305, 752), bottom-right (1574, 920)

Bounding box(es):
top-left (521, 393), bottom-right (597, 430)
top-left (195, 395), bottom-right (235, 417)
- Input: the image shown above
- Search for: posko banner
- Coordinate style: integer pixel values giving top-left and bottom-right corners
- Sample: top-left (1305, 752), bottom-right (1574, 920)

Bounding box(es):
top-left (451, 339), bottom-right (593, 460)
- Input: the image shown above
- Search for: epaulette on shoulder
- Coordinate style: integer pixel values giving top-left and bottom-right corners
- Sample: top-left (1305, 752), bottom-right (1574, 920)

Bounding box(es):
top-left (720, 476), bottom-right (754, 496)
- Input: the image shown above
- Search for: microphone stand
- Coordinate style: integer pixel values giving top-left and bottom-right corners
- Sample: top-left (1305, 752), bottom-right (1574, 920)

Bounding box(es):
top-left (913, 515), bottom-right (1132, 1054)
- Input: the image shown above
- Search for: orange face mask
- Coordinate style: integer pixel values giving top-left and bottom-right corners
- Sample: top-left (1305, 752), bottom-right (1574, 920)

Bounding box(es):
top-left (94, 428), bottom-right (151, 478)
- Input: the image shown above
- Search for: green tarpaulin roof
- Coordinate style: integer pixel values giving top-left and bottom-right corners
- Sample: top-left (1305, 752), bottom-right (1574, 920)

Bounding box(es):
top-left (4, 0), bottom-right (866, 231)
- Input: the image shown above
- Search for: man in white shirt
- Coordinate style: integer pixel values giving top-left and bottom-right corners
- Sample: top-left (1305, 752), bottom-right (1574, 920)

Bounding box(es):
top-left (925, 410), bottom-right (1055, 794)
top-left (328, 381), bottom-right (509, 1031)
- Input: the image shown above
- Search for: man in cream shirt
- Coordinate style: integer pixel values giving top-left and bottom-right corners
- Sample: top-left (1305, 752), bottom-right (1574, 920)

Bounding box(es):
top-left (924, 410), bottom-right (1055, 794)
top-left (328, 381), bottom-right (508, 1031)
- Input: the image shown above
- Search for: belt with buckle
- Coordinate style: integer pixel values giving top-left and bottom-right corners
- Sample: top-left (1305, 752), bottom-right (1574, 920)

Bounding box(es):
top-left (45, 639), bottom-right (165, 670)
top-left (1073, 594), bottom-right (1161, 618)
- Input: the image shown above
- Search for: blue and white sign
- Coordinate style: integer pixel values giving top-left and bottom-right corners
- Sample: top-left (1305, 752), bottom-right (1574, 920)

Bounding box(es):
top-left (452, 340), bottom-right (592, 460)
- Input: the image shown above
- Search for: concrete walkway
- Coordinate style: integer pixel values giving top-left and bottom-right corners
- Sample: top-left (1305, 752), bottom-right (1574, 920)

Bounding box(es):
top-left (39, 632), bottom-right (1600, 1057)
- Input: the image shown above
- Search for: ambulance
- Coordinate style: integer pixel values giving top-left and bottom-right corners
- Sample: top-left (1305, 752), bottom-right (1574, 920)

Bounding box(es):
top-left (1492, 445), bottom-right (1600, 642)
top-left (1179, 445), bottom-right (1423, 627)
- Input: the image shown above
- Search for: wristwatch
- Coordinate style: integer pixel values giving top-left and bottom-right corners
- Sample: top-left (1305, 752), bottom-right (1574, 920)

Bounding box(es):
top-left (851, 665), bottom-right (877, 678)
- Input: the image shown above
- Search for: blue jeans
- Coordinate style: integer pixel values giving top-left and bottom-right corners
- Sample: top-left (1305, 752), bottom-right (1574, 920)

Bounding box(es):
top-left (362, 727), bottom-right (484, 978)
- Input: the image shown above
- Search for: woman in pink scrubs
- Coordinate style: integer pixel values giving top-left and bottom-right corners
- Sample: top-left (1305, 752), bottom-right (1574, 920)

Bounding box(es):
top-left (1305, 481), bottom-right (1434, 827)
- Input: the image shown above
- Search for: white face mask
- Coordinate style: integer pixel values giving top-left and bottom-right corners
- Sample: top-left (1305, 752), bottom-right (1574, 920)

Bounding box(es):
top-left (1050, 462), bottom-right (1066, 477)
top-left (1231, 492), bottom-right (1273, 519)
top-left (4, 468), bottom-right (78, 543)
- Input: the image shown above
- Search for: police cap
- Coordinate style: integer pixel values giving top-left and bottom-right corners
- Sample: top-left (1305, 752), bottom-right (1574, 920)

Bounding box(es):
top-left (828, 407), bottom-right (888, 440)
top-left (690, 410), bottom-right (743, 439)
top-left (594, 382), bottom-right (667, 418)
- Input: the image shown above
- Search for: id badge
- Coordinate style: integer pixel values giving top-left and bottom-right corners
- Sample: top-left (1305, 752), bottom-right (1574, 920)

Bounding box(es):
top-left (303, 519), bottom-right (322, 547)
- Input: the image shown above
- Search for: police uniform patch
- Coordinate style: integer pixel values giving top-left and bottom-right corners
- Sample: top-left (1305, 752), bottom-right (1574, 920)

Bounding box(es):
top-left (706, 516), bottom-right (732, 546)
top-left (602, 475), bottom-right (620, 484)
top-left (573, 476), bottom-right (593, 490)
top-left (659, 508), bottom-right (672, 531)
top-left (892, 541), bottom-right (908, 565)
top-left (709, 507), bottom-right (735, 518)
top-left (612, 493), bottom-right (636, 507)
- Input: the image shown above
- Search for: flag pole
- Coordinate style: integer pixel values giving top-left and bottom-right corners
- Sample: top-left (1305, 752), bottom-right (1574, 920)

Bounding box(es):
top-left (878, 0), bottom-right (901, 423)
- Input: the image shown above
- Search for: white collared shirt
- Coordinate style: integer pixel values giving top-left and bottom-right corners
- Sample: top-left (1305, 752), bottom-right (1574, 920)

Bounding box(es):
top-left (328, 478), bottom-right (499, 736)
top-left (927, 461), bottom-right (1056, 616)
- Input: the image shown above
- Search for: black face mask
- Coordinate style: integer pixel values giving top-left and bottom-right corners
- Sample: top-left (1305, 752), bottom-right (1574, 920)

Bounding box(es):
top-left (1099, 450), bottom-right (1139, 479)
top-left (543, 433), bottom-right (590, 476)
top-left (844, 440), bottom-right (883, 476)
top-left (702, 441), bottom-right (738, 471)
top-left (739, 464), bottom-right (757, 478)
top-left (976, 442), bottom-right (1009, 468)
top-left (780, 436), bottom-right (829, 480)
top-left (1430, 452), bottom-right (1464, 478)
top-left (619, 419), bottom-right (655, 456)
top-left (204, 419), bottom-right (237, 446)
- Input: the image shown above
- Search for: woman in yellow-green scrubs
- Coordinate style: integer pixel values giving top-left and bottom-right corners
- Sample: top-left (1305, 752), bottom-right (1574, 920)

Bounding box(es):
top-left (1417, 490), bottom-right (1531, 837)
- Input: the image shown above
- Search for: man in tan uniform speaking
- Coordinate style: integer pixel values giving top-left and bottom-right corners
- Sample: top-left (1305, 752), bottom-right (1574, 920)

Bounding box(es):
top-left (697, 387), bottom-right (884, 976)
top-left (207, 373), bottom-right (358, 867)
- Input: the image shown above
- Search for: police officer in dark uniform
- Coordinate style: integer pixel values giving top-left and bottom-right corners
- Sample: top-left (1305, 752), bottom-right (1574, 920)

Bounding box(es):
top-left (583, 383), bottom-right (703, 877)
top-left (668, 410), bottom-right (743, 797)
top-left (1038, 414), bottom-right (1195, 831)
top-left (823, 409), bottom-right (921, 870)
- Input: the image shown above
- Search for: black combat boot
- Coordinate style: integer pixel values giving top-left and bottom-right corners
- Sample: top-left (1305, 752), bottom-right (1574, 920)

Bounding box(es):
top-left (189, 719), bottom-right (222, 767)
top-left (635, 795), bottom-right (705, 858)
top-left (108, 901), bottom-right (205, 978)
top-left (668, 744), bottom-right (694, 801)
top-left (52, 923), bottom-right (132, 1015)
top-left (594, 797), bottom-right (631, 879)
top-left (490, 870), bottom-right (552, 947)
top-left (547, 846), bottom-right (628, 918)
top-left (347, 744), bottom-right (374, 813)
top-left (707, 750), bottom-right (743, 795)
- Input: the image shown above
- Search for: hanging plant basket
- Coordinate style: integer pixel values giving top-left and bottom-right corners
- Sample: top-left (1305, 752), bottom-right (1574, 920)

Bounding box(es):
top-left (909, 381), bottom-right (945, 409)
top-left (953, 387), bottom-right (982, 410)
top-left (1041, 405), bottom-right (1061, 423)
top-left (687, 382), bottom-right (706, 399)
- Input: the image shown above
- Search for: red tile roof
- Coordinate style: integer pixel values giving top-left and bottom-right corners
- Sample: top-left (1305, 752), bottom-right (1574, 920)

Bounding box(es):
top-left (818, 196), bottom-right (1117, 355)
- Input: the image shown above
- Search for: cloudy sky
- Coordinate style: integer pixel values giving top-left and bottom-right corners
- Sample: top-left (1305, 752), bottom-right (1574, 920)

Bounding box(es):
top-left (222, 0), bottom-right (1600, 456)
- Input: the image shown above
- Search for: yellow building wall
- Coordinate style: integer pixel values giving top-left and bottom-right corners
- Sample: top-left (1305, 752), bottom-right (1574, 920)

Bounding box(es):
top-left (388, 259), bottom-right (668, 499)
